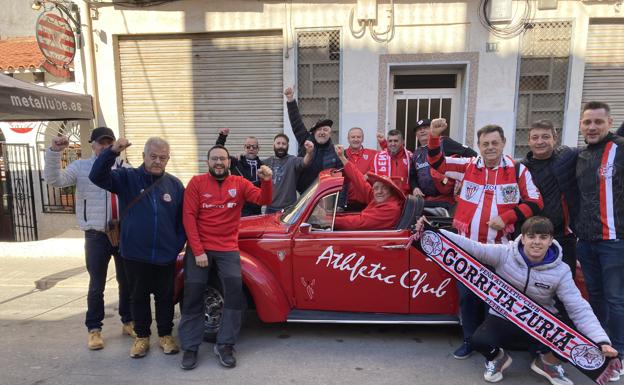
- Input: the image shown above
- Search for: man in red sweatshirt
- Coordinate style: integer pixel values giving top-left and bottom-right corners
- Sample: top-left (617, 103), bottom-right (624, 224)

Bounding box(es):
top-left (178, 144), bottom-right (272, 370)
top-left (334, 145), bottom-right (405, 230)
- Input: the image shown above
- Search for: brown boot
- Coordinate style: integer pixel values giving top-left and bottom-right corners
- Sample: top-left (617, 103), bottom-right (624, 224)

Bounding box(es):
top-left (88, 329), bottom-right (104, 350)
top-left (130, 337), bottom-right (150, 358)
top-left (159, 335), bottom-right (179, 355)
top-left (122, 321), bottom-right (137, 338)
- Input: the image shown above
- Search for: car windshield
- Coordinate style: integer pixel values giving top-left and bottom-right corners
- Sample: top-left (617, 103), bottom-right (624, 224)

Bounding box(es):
top-left (280, 180), bottom-right (319, 225)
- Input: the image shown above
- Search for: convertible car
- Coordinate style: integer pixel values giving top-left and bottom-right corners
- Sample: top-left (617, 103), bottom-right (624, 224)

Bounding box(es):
top-left (174, 169), bottom-right (587, 340)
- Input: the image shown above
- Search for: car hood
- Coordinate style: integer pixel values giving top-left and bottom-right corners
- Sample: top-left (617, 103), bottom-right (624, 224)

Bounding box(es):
top-left (238, 213), bottom-right (288, 238)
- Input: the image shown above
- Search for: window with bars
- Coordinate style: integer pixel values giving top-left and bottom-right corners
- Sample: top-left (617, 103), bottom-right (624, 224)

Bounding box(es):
top-left (37, 121), bottom-right (82, 214)
top-left (514, 21), bottom-right (572, 158)
top-left (296, 30), bottom-right (341, 143)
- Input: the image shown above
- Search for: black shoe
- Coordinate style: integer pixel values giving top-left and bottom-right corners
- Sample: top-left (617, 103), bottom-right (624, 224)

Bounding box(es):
top-left (214, 344), bottom-right (236, 368)
top-left (453, 339), bottom-right (474, 360)
top-left (180, 350), bottom-right (198, 370)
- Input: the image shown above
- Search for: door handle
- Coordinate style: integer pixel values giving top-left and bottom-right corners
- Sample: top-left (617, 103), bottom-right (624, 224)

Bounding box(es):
top-left (380, 244), bottom-right (405, 249)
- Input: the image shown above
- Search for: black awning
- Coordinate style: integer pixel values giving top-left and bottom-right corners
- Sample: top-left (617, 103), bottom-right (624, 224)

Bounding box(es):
top-left (0, 73), bottom-right (93, 121)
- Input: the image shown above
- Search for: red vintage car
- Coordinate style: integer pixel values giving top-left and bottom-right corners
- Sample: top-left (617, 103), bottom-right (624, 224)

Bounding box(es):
top-left (174, 169), bottom-right (587, 340)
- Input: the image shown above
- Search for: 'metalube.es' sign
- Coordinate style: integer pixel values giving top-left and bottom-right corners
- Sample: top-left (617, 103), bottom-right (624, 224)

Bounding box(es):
top-left (0, 74), bottom-right (93, 121)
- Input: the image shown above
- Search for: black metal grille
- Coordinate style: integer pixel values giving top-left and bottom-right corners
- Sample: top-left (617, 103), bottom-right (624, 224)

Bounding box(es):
top-left (0, 143), bottom-right (38, 242)
top-left (514, 21), bottom-right (572, 158)
top-left (297, 30), bottom-right (341, 143)
top-left (37, 121), bottom-right (81, 214)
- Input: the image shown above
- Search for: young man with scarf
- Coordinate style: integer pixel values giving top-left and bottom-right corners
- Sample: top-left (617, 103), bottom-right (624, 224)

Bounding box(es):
top-left (415, 216), bottom-right (618, 384)
top-left (372, 129), bottom-right (412, 195)
top-left (428, 119), bottom-right (543, 359)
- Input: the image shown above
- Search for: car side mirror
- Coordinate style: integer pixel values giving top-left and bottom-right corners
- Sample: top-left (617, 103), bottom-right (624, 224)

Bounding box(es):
top-left (299, 223), bottom-right (312, 235)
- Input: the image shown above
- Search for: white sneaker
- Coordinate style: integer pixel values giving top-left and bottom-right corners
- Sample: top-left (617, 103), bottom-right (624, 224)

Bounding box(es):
top-left (608, 359), bottom-right (623, 382)
top-left (484, 349), bottom-right (513, 383)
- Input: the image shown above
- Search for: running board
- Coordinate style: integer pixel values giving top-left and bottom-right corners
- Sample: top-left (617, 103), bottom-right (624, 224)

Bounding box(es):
top-left (287, 310), bottom-right (459, 324)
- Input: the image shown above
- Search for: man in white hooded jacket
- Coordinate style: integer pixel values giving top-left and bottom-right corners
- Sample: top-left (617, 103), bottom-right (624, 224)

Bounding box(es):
top-left (416, 216), bottom-right (618, 385)
top-left (44, 127), bottom-right (133, 350)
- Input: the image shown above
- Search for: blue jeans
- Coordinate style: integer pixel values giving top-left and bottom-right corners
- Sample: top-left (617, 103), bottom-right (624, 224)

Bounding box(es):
top-left (456, 281), bottom-right (487, 341)
top-left (577, 239), bottom-right (624, 356)
top-left (84, 230), bottom-right (132, 331)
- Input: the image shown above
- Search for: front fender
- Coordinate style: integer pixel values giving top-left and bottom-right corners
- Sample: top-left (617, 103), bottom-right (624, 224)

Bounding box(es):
top-left (241, 252), bottom-right (291, 322)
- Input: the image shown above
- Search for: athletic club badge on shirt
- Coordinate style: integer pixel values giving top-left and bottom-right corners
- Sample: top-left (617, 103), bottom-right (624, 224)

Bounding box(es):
top-left (228, 189), bottom-right (237, 198)
top-left (162, 193), bottom-right (172, 202)
top-left (363, 154), bottom-right (369, 160)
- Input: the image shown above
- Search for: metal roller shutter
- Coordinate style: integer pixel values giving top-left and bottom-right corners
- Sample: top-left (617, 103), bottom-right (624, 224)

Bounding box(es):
top-left (117, 31), bottom-right (283, 184)
top-left (580, 19), bottom-right (624, 147)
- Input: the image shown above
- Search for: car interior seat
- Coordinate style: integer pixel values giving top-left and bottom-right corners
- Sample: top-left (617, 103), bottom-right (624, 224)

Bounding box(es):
top-left (395, 195), bottom-right (425, 230)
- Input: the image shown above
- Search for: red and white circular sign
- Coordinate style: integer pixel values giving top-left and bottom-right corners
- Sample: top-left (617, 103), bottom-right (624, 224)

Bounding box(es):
top-left (35, 11), bottom-right (76, 68)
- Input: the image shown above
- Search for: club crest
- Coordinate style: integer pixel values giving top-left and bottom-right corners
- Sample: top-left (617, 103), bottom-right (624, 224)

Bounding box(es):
top-left (420, 231), bottom-right (443, 257)
top-left (228, 189), bottom-right (237, 198)
top-left (500, 185), bottom-right (519, 204)
top-left (570, 344), bottom-right (605, 370)
top-left (464, 183), bottom-right (479, 201)
top-left (363, 154), bottom-right (369, 160)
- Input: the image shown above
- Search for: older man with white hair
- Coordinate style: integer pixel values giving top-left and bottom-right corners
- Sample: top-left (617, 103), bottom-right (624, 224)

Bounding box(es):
top-left (89, 136), bottom-right (186, 360)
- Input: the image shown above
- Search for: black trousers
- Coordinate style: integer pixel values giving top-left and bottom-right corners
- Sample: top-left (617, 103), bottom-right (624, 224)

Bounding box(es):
top-left (123, 259), bottom-right (175, 338)
top-left (472, 314), bottom-right (565, 361)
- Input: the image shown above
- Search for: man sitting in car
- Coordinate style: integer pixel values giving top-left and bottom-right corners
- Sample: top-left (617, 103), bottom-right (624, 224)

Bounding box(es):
top-left (333, 145), bottom-right (405, 230)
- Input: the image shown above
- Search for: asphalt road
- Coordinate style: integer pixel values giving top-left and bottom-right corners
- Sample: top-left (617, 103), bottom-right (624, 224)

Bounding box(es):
top-left (0, 256), bottom-right (600, 385)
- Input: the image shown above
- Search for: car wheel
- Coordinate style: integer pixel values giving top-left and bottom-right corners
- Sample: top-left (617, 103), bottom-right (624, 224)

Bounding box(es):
top-left (203, 284), bottom-right (224, 343)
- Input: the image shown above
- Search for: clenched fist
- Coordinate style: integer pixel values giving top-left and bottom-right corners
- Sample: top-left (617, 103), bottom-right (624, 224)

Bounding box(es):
top-left (111, 138), bottom-right (132, 153)
top-left (50, 136), bottom-right (70, 152)
top-left (257, 165), bottom-right (273, 181)
top-left (376, 132), bottom-right (385, 144)
top-left (430, 118), bottom-right (448, 138)
top-left (283, 86), bottom-right (294, 102)
top-left (219, 127), bottom-right (230, 136)
top-left (304, 140), bottom-right (314, 154)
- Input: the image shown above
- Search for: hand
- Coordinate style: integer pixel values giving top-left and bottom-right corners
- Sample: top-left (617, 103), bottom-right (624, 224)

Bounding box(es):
top-left (430, 118), bottom-right (447, 138)
top-left (376, 132), bottom-right (385, 143)
top-left (601, 344), bottom-right (619, 358)
top-left (415, 216), bottom-right (428, 232)
top-left (257, 165), bottom-right (273, 181)
top-left (304, 140), bottom-right (314, 154)
top-left (488, 216), bottom-right (505, 231)
top-left (412, 187), bottom-right (425, 198)
top-left (50, 136), bottom-right (69, 152)
top-left (334, 144), bottom-right (345, 158)
top-left (111, 138), bottom-right (131, 153)
top-left (219, 127), bottom-right (230, 136)
top-left (283, 86), bottom-right (294, 102)
top-left (195, 253), bottom-right (209, 268)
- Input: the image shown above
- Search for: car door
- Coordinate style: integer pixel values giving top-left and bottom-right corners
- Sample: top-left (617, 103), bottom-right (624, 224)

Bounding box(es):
top-left (408, 245), bottom-right (458, 315)
top-left (292, 192), bottom-right (410, 313)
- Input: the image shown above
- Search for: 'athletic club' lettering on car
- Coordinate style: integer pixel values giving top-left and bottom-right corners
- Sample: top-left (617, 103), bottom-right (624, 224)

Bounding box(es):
top-left (315, 246), bottom-right (450, 300)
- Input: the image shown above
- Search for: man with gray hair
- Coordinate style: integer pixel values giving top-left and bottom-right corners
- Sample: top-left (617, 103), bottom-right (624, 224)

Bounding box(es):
top-left (89, 136), bottom-right (186, 360)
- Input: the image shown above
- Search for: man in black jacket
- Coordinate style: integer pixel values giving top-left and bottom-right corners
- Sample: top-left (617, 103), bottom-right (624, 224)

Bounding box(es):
top-left (520, 119), bottom-right (579, 276)
top-left (575, 102), bottom-right (624, 380)
top-left (284, 87), bottom-right (342, 193)
top-left (216, 128), bottom-right (264, 216)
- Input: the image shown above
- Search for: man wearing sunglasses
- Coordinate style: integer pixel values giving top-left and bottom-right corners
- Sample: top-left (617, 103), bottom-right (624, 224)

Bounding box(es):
top-left (215, 128), bottom-right (264, 216)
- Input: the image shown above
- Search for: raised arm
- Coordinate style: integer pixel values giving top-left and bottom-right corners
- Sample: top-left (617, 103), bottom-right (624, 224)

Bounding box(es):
top-left (242, 165), bottom-right (273, 206)
top-left (216, 127), bottom-right (229, 146)
top-left (428, 119), bottom-right (471, 180)
top-left (284, 86), bottom-right (310, 147)
top-left (44, 136), bottom-right (79, 187)
top-left (335, 145), bottom-right (371, 204)
top-left (88, 139), bottom-right (131, 194)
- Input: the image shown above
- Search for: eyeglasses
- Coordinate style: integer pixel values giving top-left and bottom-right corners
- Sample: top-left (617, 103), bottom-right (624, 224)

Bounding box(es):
top-left (245, 145), bottom-right (259, 150)
top-left (209, 156), bottom-right (228, 162)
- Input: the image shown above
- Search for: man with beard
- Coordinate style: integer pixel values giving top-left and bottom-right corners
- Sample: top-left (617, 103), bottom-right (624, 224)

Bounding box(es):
top-left (179, 145), bottom-right (273, 370)
top-left (372, 130), bottom-right (412, 195)
top-left (284, 87), bottom-right (342, 193)
top-left (215, 128), bottom-right (264, 216)
top-left (262, 133), bottom-right (314, 214)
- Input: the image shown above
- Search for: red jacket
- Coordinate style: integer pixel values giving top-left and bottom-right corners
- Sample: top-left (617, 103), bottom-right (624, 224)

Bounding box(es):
top-left (372, 147), bottom-right (412, 195)
top-left (183, 174), bottom-right (272, 254)
top-left (334, 162), bottom-right (403, 230)
top-left (345, 147), bottom-right (377, 203)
